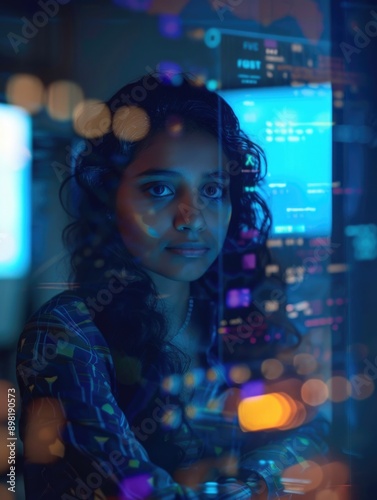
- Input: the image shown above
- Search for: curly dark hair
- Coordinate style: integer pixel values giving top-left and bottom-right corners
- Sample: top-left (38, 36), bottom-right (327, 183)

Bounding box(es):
top-left (60, 73), bottom-right (272, 380)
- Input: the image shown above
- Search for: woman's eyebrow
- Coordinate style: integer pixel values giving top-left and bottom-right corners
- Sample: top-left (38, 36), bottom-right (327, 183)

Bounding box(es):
top-left (135, 169), bottom-right (228, 179)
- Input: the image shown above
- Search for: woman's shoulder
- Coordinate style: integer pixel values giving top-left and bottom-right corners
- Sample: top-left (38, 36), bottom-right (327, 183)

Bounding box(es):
top-left (17, 289), bottom-right (110, 363)
top-left (22, 289), bottom-right (92, 329)
top-left (16, 290), bottom-right (118, 411)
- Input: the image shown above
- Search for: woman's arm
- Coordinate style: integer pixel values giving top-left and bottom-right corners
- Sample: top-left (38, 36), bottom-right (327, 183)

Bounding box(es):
top-left (16, 306), bottom-right (254, 499)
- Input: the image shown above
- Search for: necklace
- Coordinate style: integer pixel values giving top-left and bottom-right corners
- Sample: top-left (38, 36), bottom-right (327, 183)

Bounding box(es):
top-left (175, 296), bottom-right (194, 337)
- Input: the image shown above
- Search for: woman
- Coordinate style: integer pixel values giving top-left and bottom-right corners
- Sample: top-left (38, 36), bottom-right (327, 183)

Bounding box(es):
top-left (17, 74), bottom-right (329, 499)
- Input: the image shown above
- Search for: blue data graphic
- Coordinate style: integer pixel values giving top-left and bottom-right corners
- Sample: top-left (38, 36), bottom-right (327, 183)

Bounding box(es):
top-left (219, 84), bottom-right (332, 237)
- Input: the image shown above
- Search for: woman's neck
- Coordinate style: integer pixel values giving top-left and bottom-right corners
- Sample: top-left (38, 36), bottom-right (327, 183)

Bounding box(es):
top-left (158, 292), bottom-right (190, 334)
top-left (144, 270), bottom-right (192, 338)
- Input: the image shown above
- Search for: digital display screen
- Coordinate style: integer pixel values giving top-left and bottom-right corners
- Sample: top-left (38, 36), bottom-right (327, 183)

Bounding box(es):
top-left (0, 104), bottom-right (32, 278)
top-left (219, 84), bottom-right (332, 237)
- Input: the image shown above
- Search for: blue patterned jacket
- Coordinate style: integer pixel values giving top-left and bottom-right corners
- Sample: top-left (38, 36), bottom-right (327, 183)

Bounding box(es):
top-left (16, 289), bottom-right (330, 499)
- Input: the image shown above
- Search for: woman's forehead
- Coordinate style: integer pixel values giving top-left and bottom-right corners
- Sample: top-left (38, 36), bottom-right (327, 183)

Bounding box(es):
top-left (125, 129), bottom-right (229, 176)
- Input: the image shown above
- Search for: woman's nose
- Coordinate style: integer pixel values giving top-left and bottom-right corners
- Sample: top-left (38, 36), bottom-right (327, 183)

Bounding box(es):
top-left (173, 189), bottom-right (206, 232)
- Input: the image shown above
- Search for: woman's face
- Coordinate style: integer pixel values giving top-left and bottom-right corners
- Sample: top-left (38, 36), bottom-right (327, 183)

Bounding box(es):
top-left (116, 129), bottom-right (232, 283)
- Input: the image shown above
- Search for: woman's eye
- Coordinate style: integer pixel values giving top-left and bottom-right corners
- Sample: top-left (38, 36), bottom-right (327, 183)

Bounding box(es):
top-left (203, 183), bottom-right (227, 199)
top-left (145, 183), bottom-right (173, 198)
top-left (143, 182), bottom-right (227, 200)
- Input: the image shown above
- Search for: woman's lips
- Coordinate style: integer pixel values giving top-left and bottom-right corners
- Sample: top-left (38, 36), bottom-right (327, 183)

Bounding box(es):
top-left (166, 247), bottom-right (209, 258)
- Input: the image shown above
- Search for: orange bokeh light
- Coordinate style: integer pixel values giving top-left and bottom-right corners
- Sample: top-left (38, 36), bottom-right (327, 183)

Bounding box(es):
top-left (24, 398), bottom-right (66, 464)
top-left (301, 379), bottom-right (329, 406)
top-left (206, 368), bottom-right (218, 382)
top-left (46, 80), bottom-right (83, 121)
top-left (73, 99), bottom-right (111, 139)
top-left (326, 376), bottom-right (352, 403)
top-left (229, 365), bottom-right (251, 384)
top-left (261, 358), bottom-right (284, 380)
top-left (321, 461), bottom-right (350, 488)
top-left (238, 392), bottom-right (294, 431)
top-left (293, 353), bottom-right (318, 375)
top-left (282, 460), bottom-right (324, 494)
top-left (6, 73), bottom-right (44, 114)
top-left (0, 380), bottom-right (17, 421)
top-left (113, 106), bottom-right (150, 142)
top-left (279, 398), bottom-right (307, 430)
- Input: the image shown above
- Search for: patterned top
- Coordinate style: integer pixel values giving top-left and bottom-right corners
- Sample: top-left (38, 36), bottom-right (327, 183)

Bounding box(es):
top-left (16, 290), bottom-right (330, 499)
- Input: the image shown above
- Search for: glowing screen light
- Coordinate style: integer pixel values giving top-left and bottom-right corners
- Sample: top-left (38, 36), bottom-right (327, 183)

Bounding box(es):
top-left (226, 288), bottom-right (252, 308)
top-left (0, 104), bottom-right (31, 278)
top-left (219, 84), bottom-right (333, 237)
